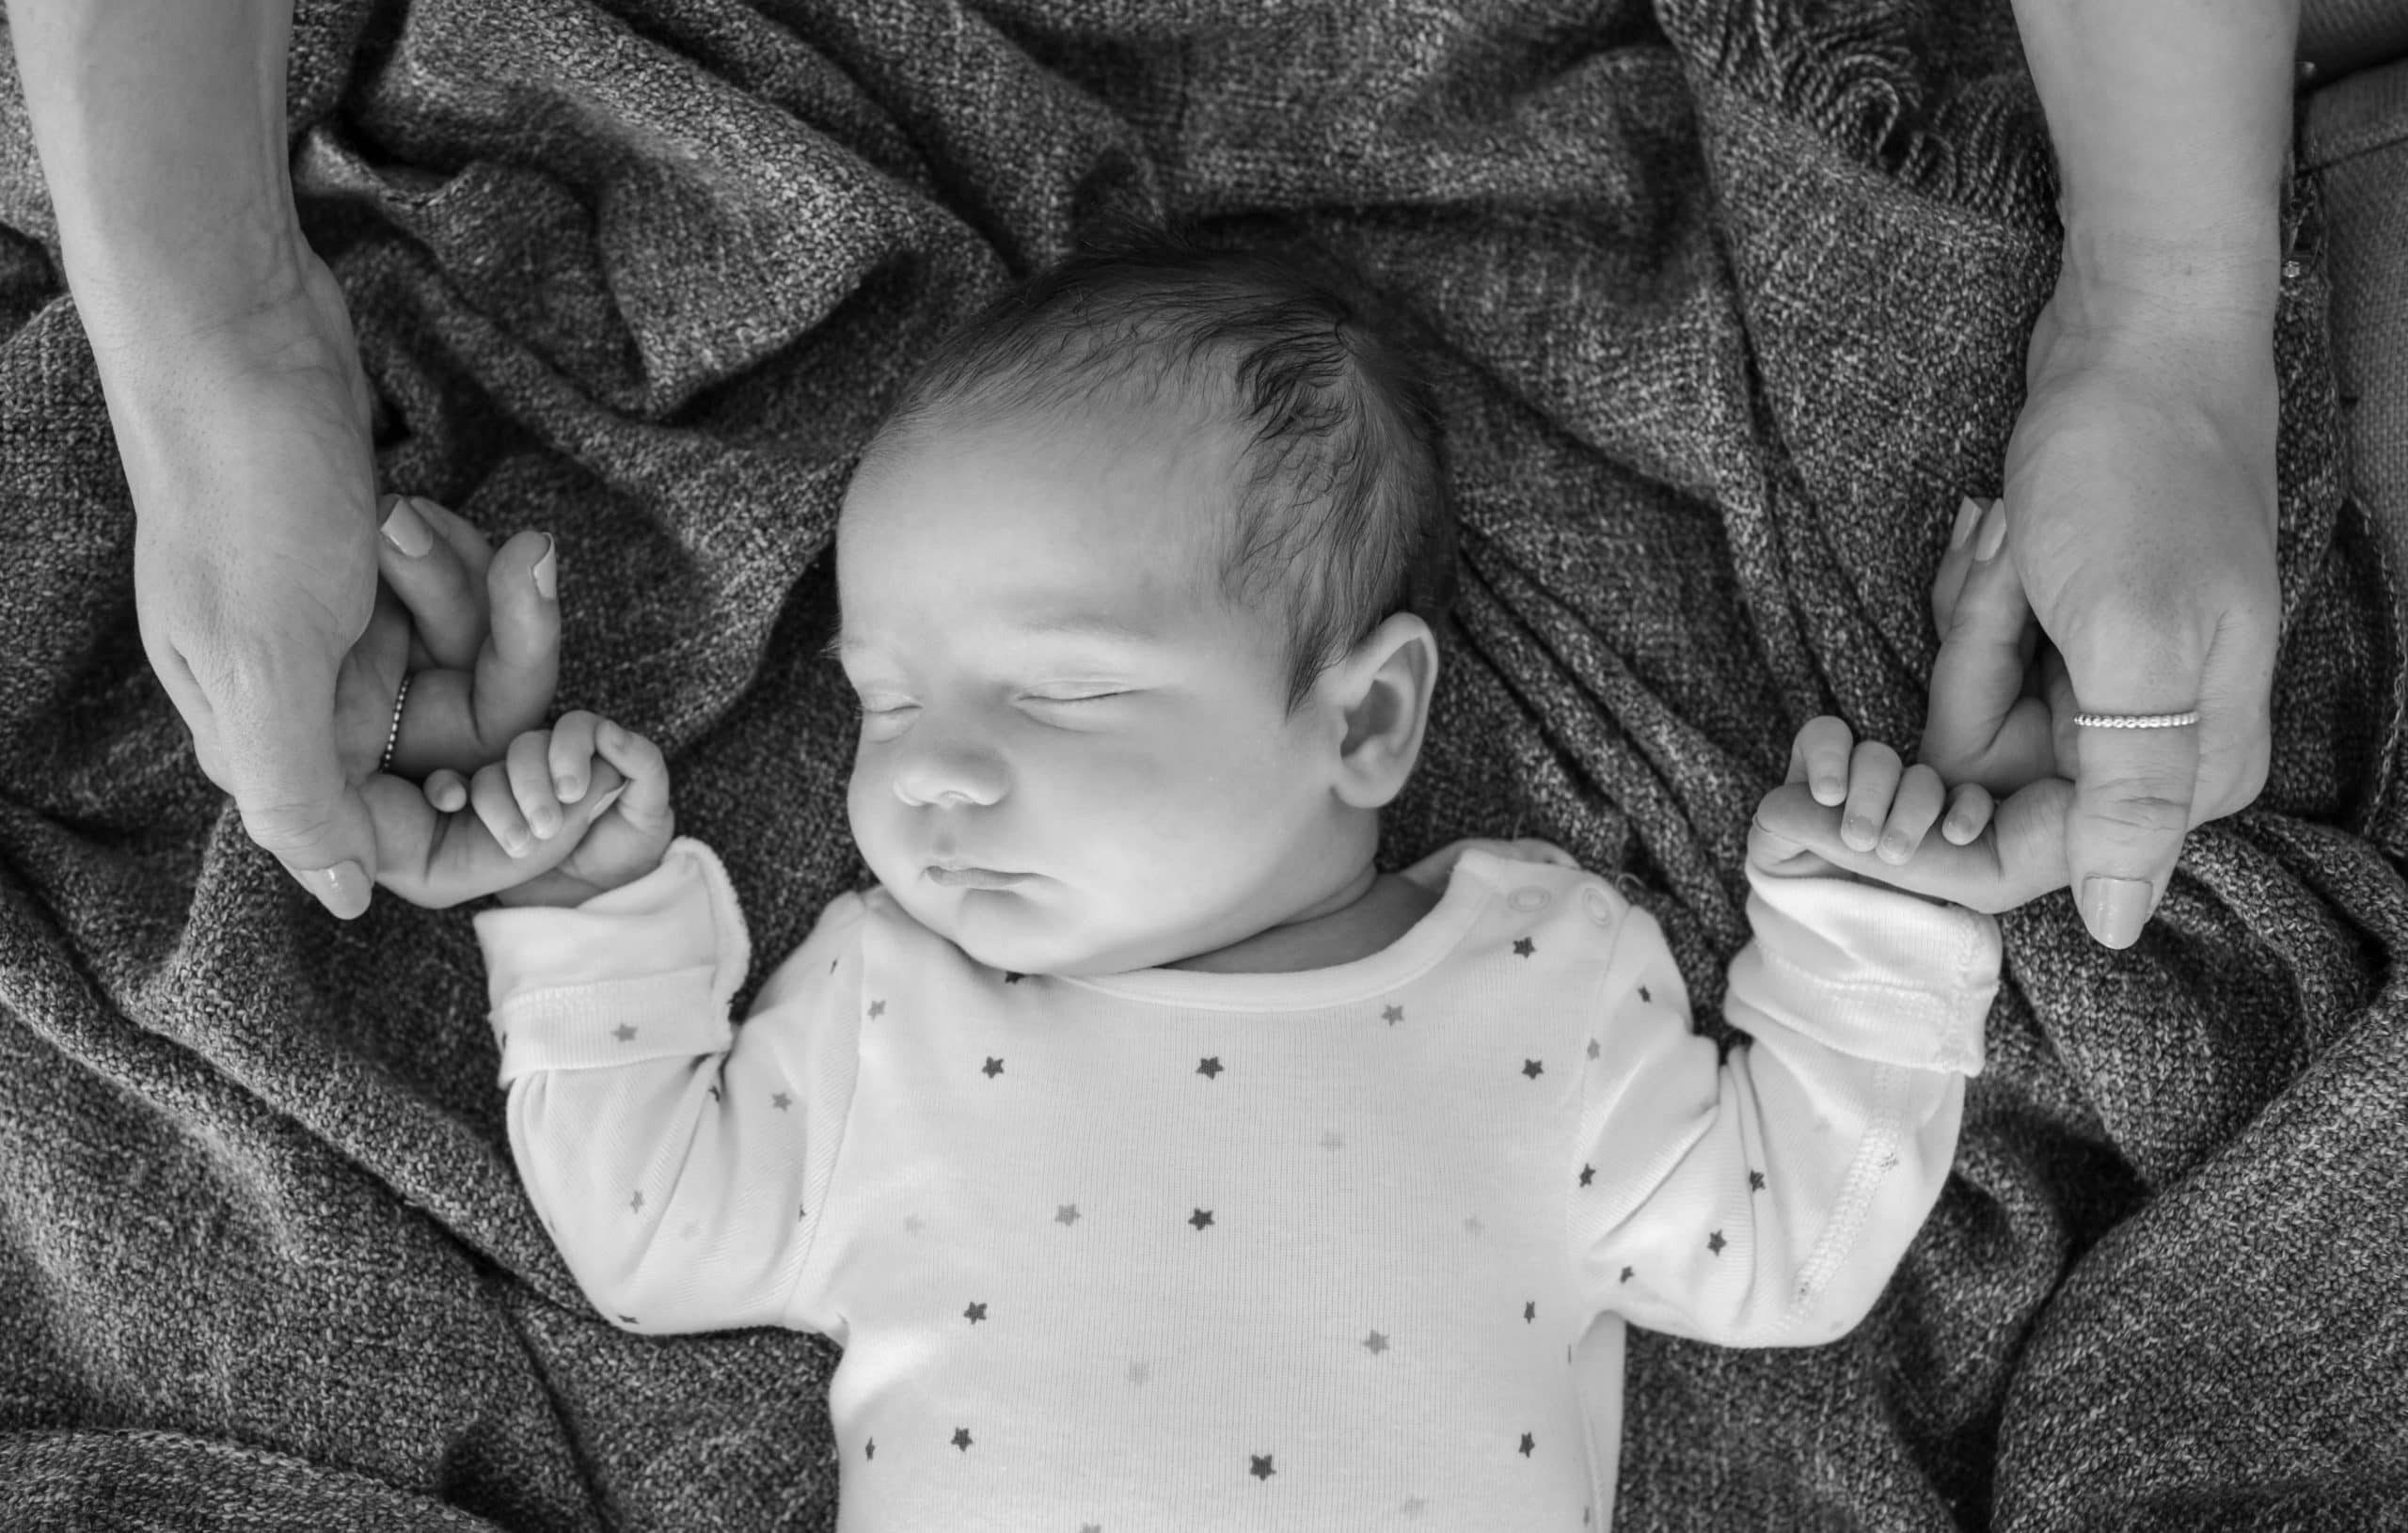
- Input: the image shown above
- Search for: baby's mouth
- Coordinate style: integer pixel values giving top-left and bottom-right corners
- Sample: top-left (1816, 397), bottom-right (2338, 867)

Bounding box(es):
top-left (926, 864), bottom-right (1031, 890)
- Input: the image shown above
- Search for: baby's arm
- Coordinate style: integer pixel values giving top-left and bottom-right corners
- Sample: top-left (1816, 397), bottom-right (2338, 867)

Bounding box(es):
top-left (476, 838), bottom-right (865, 1335)
top-left (1573, 842), bottom-right (1999, 1347)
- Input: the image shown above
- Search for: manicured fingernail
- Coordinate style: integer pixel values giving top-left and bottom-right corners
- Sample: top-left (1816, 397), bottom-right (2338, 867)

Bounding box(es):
top-left (1949, 497), bottom-right (1980, 549)
top-left (2081, 876), bottom-right (2155, 948)
top-left (299, 860), bottom-right (371, 919)
top-left (1972, 499), bottom-right (2007, 562)
top-left (532, 535), bottom-right (558, 600)
top-left (380, 497), bottom-right (434, 558)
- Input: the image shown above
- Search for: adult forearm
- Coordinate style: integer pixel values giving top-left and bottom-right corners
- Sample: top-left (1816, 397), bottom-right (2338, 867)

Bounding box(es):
top-left (6, 0), bottom-right (305, 351)
top-left (2011, 0), bottom-right (2297, 325)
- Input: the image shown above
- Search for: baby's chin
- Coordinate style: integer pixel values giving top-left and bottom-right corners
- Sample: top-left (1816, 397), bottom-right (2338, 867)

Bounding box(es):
top-left (899, 882), bottom-right (1189, 978)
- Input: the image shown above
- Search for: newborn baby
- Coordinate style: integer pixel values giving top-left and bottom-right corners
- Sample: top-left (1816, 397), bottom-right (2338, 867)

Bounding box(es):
top-left (372, 230), bottom-right (2072, 1530)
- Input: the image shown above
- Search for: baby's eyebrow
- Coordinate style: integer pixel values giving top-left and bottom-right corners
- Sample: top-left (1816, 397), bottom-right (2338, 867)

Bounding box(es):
top-left (819, 613), bottom-right (1159, 664)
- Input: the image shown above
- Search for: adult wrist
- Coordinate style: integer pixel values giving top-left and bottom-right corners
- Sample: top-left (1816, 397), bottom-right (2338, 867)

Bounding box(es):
top-left (2049, 210), bottom-right (2283, 341)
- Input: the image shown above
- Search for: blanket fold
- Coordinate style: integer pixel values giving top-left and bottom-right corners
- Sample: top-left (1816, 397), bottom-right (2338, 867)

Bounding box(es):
top-left (2, 0), bottom-right (2400, 1526)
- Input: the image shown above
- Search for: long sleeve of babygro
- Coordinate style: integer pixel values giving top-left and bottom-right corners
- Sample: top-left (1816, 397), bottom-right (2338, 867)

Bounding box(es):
top-left (1569, 854), bottom-right (2001, 1349)
top-left (472, 837), bottom-right (864, 1335)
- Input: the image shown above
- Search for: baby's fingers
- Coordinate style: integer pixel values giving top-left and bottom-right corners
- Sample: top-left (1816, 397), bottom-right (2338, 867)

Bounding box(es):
top-left (1839, 739), bottom-right (1903, 853)
top-left (1785, 716), bottom-right (1856, 804)
top-left (1941, 782), bottom-right (1996, 845)
top-left (1876, 764), bottom-right (1947, 865)
top-left (547, 710), bottom-right (602, 802)
top-left (423, 767), bottom-right (468, 814)
top-left (593, 719), bottom-right (672, 830)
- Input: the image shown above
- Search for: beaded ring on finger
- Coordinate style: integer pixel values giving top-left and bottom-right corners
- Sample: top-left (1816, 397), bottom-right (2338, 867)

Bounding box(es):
top-left (2070, 709), bottom-right (2200, 730)
top-left (378, 672), bottom-right (413, 774)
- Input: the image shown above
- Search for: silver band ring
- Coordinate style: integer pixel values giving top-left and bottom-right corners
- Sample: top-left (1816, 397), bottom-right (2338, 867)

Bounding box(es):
top-left (379, 672), bottom-right (413, 774)
top-left (2072, 709), bottom-right (2200, 730)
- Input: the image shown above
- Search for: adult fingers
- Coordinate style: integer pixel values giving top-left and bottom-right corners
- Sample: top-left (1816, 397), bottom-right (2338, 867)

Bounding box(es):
top-left (1928, 495), bottom-right (1988, 635)
top-left (215, 655), bottom-right (379, 919)
top-left (1923, 498), bottom-right (2054, 786)
top-left (373, 495), bottom-right (490, 672)
top-left (2060, 616), bottom-right (2206, 949)
top-left (473, 530), bottom-right (561, 747)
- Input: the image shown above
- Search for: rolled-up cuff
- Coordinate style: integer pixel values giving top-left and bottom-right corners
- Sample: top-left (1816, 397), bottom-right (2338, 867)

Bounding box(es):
top-left (1726, 859), bottom-right (1999, 1076)
top-left (472, 837), bottom-right (752, 1084)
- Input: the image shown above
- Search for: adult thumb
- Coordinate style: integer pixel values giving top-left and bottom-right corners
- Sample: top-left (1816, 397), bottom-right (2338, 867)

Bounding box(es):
top-left (2066, 708), bottom-right (2201, 949)
top-left (222, 686), bottom-right (379, 920)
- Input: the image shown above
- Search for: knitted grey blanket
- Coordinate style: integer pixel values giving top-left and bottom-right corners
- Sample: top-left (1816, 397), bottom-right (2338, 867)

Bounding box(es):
top-left (3, 1), bottom-right (2402, 1526)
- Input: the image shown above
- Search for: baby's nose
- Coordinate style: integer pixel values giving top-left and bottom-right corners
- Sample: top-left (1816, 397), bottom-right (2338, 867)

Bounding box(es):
top-left (892, 733), bottom-right (1007, 809)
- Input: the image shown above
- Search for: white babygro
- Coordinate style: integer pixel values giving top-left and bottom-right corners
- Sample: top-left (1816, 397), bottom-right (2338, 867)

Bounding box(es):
top-left (475, 842), bottom-right (1999, 1532)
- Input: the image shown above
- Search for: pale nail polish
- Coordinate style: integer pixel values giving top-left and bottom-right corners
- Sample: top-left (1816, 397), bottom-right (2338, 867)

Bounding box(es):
top-left (2082, 876), bottom-right (2154, 948)
top-left (1972, 499), bottom-right (2007, 562)
top-left (1949, 497), bottom-right (1980, 549)
top-left (380, 497), bottom-right (434, 558)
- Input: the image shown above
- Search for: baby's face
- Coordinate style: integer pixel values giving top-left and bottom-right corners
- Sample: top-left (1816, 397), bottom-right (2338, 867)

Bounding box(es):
top-left (834, 403), bottom-right (1363, 976)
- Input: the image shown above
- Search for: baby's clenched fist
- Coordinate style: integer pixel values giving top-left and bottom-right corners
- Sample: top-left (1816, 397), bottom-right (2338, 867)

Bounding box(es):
top-left (367, 710), bottom-right (675, 909)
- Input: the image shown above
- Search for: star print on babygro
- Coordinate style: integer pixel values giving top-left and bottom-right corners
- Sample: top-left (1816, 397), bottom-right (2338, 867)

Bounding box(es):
top-left (479, 835), bottom-right (1996, 1529)
top-left (611, 1023), bottom-right (636, 1042)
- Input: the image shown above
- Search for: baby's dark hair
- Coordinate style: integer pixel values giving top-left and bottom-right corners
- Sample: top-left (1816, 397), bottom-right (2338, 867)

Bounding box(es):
top-left (856, 217), bottom-right (1456, 717)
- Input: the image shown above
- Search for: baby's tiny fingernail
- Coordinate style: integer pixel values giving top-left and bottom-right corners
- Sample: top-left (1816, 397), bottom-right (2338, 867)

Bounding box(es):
top-left (531, 809), bottom-right (559, 840)
top-left (532, 535), bottom-right (558, 600)
top-left (1844, 816), bottom-right (1872, 845)
top-left (1878, 834), bottom-right (1907, 862)
top-left (556, 775), bottom-right (583, 802)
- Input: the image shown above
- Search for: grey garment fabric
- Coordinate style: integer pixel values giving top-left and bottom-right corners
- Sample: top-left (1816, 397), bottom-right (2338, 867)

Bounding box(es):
top-left (0, 1), bottom-right (2402, 1528)
top-left (2302, 0), bottom-right (2408, 83)
top-left (2309, 58), bottom-right (2408, 601)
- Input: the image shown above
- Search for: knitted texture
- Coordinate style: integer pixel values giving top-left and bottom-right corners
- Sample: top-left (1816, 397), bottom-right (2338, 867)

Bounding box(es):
top-left (0, 1), bottom-right (2402, 1527)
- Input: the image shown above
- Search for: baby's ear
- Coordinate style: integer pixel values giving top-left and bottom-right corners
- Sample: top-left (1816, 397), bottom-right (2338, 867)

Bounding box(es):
top-left (1331, 612), bottom-right (1439, 810)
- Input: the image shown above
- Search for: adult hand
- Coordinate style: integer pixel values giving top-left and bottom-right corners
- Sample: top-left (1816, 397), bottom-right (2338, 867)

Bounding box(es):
top-left (1998, 287), bottom-right (2280, 948)
top-left (108, 249), bottom-right (557, 919)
